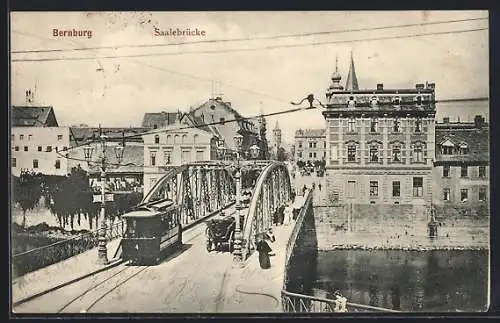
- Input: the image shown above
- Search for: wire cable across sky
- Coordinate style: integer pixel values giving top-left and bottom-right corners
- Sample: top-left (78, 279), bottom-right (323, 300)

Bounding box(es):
top-left (11, 17), bottom-right (488, 54)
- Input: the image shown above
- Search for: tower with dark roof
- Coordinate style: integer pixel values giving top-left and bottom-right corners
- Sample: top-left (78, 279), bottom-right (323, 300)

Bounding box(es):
top-left (345, 51), bottom-right (359, 91)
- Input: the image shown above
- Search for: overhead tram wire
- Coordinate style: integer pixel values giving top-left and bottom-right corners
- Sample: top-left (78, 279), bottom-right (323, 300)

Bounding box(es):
top-left (58, 104), bottom-right (319, 155)
top-left (12, 27), bottom-right (488, 63)
top-left (11, 16), bottom-right (487, 54)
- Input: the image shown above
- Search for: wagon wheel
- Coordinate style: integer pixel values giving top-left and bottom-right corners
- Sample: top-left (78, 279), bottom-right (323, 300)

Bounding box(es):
top-left (205, 227), bottom-right (212, 252)
top-left (228, 230), bottom-right (234, 253)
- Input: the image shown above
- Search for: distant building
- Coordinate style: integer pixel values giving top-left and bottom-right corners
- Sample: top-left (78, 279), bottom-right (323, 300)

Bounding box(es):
top-left (432, 115), bottom-right (489, 214)
top-left (142, 118), bottom-right (218, 193)
top-left (271, 121), bottom-right (282, 159)
top-left (68, 127), bottom-right (148, 192)
top-left (184, 97), bottom-right (259, 157)
top-left (322, 53), bottom-right (436, 205)
top-left (11, 106), bottom-right (69, 176)
top-left (294, 129), bottom-right (327, 162)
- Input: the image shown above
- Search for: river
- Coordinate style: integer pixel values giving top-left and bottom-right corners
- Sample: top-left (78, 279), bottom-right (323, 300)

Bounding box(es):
top-left (313, 249), bottom-right (489, 312)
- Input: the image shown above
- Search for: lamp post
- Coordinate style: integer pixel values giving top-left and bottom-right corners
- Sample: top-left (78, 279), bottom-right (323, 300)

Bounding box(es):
top-left (84, 127), bottom-right (126, 265)
top-left (233, 133), bottom-right (244, 263)
top-left (249, 144), bottom-right (260, 166)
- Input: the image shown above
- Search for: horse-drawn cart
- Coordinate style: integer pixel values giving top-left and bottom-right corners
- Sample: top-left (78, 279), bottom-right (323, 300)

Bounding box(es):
top-left (205, 214), bottom-right (236, 252)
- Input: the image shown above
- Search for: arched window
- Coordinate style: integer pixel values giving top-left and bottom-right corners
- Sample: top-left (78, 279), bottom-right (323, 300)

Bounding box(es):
top-left (166, 135), bottom-right (172, 144)
top-left (174, 135), bottom-right (180, 144)
top-left (154, 135), bottom-right (160, 144)
top-left (369, 143), bottom-right (379, 162)
top-left (370, 96), bottom-right (379, 106)
top-left (347, 143), bottom-right (357, 162)
top-left (181, 134), bottom-right (188, 144)
top-left (193, 134), bottom-right (199, 145)
top-left (391, 143), bottom-right (402, 162)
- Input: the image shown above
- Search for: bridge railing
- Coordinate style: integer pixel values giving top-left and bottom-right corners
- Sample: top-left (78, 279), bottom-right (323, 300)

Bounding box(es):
top-left (242, 161), bottom-right (292, 260)
top-left (281, 289), bottom-right (401, 313)
top-left (12, 220), bottom-right (125, 278)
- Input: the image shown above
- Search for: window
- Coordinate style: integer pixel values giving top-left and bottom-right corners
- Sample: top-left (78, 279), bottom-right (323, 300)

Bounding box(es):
top-left (479, 166), bottom-right (486, 178)
top-left (459, 144), bottom-right (468, 155)
top-left (196, 150), bottom-right (205, 161)
top-left (38, 146), bottom-right (42, 152)
top-left (416, 96), bottom-right (422, 105)
top-left (414, 144), bottom-right (423, 162)
top-left (370, 96), bottom-right (378, 106)
top-left (164, 151), bottom-right (172, 165)
top-left (415, 119), bottom-right (422, 132)
top-left (313, 152), bottom-right (317, 158)
top-left (392, 181), bottom-right (400, 197)
top-left (348, 119), bottom-right (356, 132)
top-left (24, 146), bottom-right (28, 152)
top-left (11, 134), bottom-right (14, 141)
top-left (442, 146), bottom-right (454, 155)
top-left (28, 134), bottom-right (33, 140)
top-left (443, 188), bottom-right (450, 201)
top-left (347, 181), bottom-right (356, 198)
top-left (461, 165), bottom-right (468, 178)
top-left (33, 159), bottom-right (39, 169)
top-left (369, 181), bottom-right (378, 197)
top-left (150, 152), bottom-right (156, 166)
top-left (298, 142), bottom-right (302, 149)
top-left (55, 159), bottom-right (61, 169)
top-left (348, 96), bottom-right (356, 107)
top-left (20, 134), bottom-right (24, 140)
top-left (153, 124), bottom-right (158, 129)
top-left (460, 189), bottom-right (468, 202)
top-left (370, 119), bottom-right (378, 133)
top-left (46, 146), bottom-right (52, 152)
top-left (154, 135), bottom-right (160, 144)
top-left (369, 145), bottom-right (379, 162)
top-left (57, 135), bottom-right (63, 141)
top-left (313, 142), bottom-right (317, 149)
top-left (347, 144), bottom-right (356, 162)
top-left (309, 142), bottom-right (313, 148)
top-left (443, 165), bottom-right (450, 177)
top-left (12, 158), bottom-right (16, 168)
top-left (309, 152), bottom-right (313, 158)
top-left (324, 141), bottom-right (327, 149)
top-left (479, 187), bottom-right (487, 201)
top-left (392, 145), bottom-right (401, 162)
top-left (393, 96), bottom-right (401, 106)
top-left (393, 119), bottom-right (401, 133)
top-left (55, 147), bottom-right (58, 152)
top-left (413, 177), bottom-right (423, 197)
top-left (15, 146), bottom-right (19, 151)
top-left (181, 150), bottom-right (191, 163)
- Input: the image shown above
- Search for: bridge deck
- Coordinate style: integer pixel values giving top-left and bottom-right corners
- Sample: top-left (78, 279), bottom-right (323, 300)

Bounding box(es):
top-left (12, 204), bottom-right (298, 313)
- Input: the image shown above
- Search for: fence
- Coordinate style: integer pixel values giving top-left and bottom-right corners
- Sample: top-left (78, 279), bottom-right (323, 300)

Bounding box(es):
top-left (281, 289), bottom-right (400, 313)
top-left (12, 220), bottom-right (126, 278)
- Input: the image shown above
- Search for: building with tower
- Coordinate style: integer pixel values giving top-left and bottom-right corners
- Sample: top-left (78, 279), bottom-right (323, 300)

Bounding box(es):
top-left (271, 121), bottom-right (283, 160)
top-left (322, 53), bottom-right (436, 207)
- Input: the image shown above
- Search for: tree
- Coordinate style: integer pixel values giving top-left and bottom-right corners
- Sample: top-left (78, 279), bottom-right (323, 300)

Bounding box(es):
top-left (296, 160), bottom-right (305, 169)
top-left (13, 171), bottom-right (44, 228)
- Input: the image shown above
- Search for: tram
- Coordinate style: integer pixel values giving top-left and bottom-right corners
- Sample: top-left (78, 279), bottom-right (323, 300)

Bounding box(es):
top-left (121, 172), bottom-right (182, 264)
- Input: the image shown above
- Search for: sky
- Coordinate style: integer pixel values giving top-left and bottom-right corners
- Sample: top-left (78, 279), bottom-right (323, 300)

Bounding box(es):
top-left (10, 11), bottom-right (489, 143)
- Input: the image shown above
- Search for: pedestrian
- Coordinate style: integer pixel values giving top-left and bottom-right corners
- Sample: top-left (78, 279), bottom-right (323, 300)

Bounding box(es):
top-left (312, 182), bottom-right (316, 190)
top-left (284, 203), bottom-right (292, 225)
top-left (302, 185), bottom-right (307, 195)
top-left (266, 227), bottom-right (276, 243)
top-left (318, 183), bottom-right (322, 191)
top-left (255, 233), bottom-right (272, 269)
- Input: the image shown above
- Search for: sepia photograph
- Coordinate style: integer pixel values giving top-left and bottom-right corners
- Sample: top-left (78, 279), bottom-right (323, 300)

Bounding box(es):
top-left (10, 11), bottom-right (489, 314)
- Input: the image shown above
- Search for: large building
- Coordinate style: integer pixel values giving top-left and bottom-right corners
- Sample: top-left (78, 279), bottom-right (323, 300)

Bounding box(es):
top-left (142, 116), bottom-right (218, 193)
top-left (322, 54), bottom-right (436, 206)
top-left (432, 116), bottom-right (489, 215)
top-left (294, 129), bottom-right (327, 162)
top-left (11, 106), bottom-right (71, 176)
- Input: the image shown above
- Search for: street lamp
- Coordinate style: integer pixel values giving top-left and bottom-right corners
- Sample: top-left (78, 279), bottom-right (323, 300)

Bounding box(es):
top-left (217, 138), bottom-right (226, 160)
top-left (249, 144), bottom-right (260, 165)
top-left (233, 133), bottom-right (244, 263)
top-left (114, 143), bottom-right (125, 164)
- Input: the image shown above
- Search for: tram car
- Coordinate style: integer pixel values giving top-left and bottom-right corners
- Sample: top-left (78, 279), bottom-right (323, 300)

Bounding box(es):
top-left (122, 201), bottom-right (182, 264)
top-left (205, 213), bottom-right (236, 252)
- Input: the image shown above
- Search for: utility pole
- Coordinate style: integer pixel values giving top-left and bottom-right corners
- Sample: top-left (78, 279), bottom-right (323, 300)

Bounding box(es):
top-left (97, 125), bottom-right (109, 265)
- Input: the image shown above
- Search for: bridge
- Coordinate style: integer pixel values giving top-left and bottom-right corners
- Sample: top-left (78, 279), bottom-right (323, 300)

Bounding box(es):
top-left (12, 160), bottom-right (394, 314)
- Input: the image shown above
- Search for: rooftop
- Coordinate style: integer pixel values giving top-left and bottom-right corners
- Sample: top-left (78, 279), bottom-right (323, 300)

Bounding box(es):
top-left (69, 127), bottom-right (148, 144)
top-left (435, 125), bottom-right (489, 163)
top-left (12, 106), bottom-right (58, 127)
top-left (142, 111), bottom-right (179, 129)
top-left (295, 128), bottom-right (326, 138)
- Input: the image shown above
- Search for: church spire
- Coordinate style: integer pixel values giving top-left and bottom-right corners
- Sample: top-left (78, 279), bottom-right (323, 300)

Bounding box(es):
top-left (345, 51), bottom-right (359, 91)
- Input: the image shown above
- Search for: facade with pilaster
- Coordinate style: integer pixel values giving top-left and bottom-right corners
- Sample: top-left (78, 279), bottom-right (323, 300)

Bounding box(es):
top-left (322, 55), bottom-right (436, 206)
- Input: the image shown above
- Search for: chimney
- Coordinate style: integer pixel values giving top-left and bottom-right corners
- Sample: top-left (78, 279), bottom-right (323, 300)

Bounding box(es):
top-left (474, 115), bottom-right (485, 129)
top-left (416, 83), bottom-right (425, 90)
top-left (376, 83), bottom-right (384, 91)
top-left (443, 117), bottom-right (450, 123)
